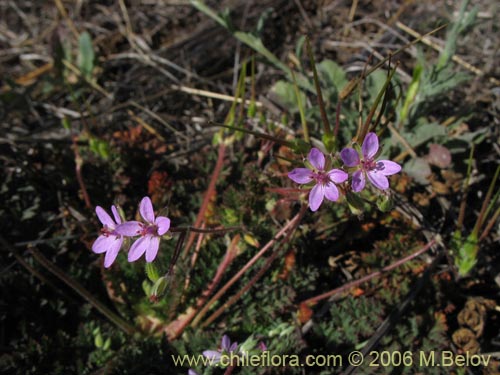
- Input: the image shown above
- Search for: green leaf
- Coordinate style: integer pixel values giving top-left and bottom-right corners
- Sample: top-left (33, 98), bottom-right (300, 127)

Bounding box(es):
top-left (317, 60), bottom-right (347, 92)
top-left (271, 80), bottom-right (306, 114)
top-left (77, 32), bottom-right (95, 79)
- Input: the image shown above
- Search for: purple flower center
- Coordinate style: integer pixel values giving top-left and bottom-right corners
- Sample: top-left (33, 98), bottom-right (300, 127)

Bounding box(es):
top-left (312, 171), bottom-right (331, 185)
top-left (360, 158), bottom-right (377, 171)
top-left (139, 223), bottom-right (158, 237)
top-left (101, 226), bottom-right (118, 237)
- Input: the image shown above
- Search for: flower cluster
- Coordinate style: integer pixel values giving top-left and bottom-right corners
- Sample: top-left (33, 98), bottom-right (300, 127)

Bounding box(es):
top-left (288, 132), bottom-right (401, 211)
top-left (92, 196), bottom-right (170, 267)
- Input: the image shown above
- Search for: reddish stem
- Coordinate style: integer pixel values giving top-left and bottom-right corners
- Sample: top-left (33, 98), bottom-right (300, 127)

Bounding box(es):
top-left (191, 209), bottom-right (305, 328)
top-left (72, 136), bottom-right (92, 209)
top-left (182, 143), bottom-right (226, 259)
top-left (201, 204), bottom-right (307, 327)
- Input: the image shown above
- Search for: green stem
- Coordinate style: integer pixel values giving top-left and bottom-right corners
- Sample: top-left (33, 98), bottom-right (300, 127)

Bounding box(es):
top-left (306, 37), bottom-right (331, 136)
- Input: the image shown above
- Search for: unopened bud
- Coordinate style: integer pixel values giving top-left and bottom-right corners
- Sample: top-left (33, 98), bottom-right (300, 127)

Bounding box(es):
top-left (346, 191), bottom-right (365, 215)
top-left (377, 194), bottom-right (393, 212)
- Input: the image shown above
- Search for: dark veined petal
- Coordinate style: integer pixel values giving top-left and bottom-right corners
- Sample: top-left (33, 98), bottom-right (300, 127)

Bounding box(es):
top-left (352, 170), bottom-right (366, 192)
top-left (145, 236), bottom-right (160, 262)
top-left (128, 236), bottom-right (150, 262)
top-left (288, 168), bottom-right (314, 184)
top-left (155, 216), bottom-right (171, 236)
top-left (367, 170), bottom-right (389, 190)
top-left (92, 235), bottom-right (113, 254)
top-left (104, 237), bottom-right (123, 268)
top-left (229, 342), bottom-right (238, 352)
top-left (111, 205), bottom-right (122, 224)
top-left (327, 169), bottom-right (348, 184)
top-left (340, 148), bottom-right (360, 167)
top-left (362, 132), bottom-right (379, 159)
top-left (309, 184), bottom-right (325, 211)
top-left (376, 160), bottom-right (401, 176)
top-left (115, 221), bottom-right (142, 236)
top-left (96, 206), bottom-right (115, 228)
top-left (324, 182), bottom-right (340, 202)
top-left (308, 148), bottom-right (325, 170)
top-left (140, 196), bottom-right (155, 223)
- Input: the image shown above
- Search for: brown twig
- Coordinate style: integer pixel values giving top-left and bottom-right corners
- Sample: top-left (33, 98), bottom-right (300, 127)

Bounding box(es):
top-left (301, 239), bottom-right (436, 306)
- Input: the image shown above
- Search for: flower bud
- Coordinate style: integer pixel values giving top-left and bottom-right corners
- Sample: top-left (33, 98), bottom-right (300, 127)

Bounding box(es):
top-left (346, 191), bottom-right (365, 215)
top-left (377, 194), bottom-right (393, 212)
top-left (150, 276), bottom-right (169, 298)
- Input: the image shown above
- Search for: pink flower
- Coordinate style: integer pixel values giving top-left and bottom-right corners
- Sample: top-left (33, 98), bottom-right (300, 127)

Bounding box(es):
top-left (288, 148), bottom-right (348, 211)
top-left (340, 132), bottom-right (401, 192)
top-left (116, 197), bottom-right (170, 263)
top-left (92, 205), bottom-right (124, 268)
top-left (202, 335), bottom-right (238, 364)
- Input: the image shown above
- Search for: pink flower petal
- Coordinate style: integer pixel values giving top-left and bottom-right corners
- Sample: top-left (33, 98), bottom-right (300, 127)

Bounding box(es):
top-left (96, 206), bottom-right (115, 228)
top-left (362, 132), bottom-right (379, 159)
top-left (111, 205), bottom-right (122, 224)
top-left (145, 236), bottom-right (160, 262)
top-left (92, 235), bottom-right (113, 254)
top-left (308, 148), bottom-right (325, 171)
top-left (288, 168), bottom-right (314, 184)
top-left (324, 182), bottom-right (339, 202)
top-left (367, 170), bottom-right (389, 190)
top-left (327, 169), bottom-right (348, 184)
top-left (376, 160), bottom-right (401, 176)
top-left (104, 237), bottom-right (123, 268)
top-left (221, 335), bottom-right (231, 351)
top-left (202, 350), bottom-right (222, 362)
top-left (309, 184), bottom-right (325, 211)
top-left (140, 196), bottom-right (155, 223)
top-left (340, 148), bottom-right (360, 167)
top-left (352, 170), bottom-right (366, 192)
top-left (128, 236), bottom-right (150, 262)
top-left (115, 221), bottom-right (142, 236)
top-left (156, 216), bottom-right (170, 236)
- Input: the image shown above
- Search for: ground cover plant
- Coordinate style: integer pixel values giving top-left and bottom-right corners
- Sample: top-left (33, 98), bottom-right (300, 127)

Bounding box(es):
top-left (1, 0), bottom-right (499, 374)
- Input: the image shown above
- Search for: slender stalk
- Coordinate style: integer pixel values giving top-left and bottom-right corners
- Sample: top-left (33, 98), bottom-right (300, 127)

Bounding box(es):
top-left (182, 143), bottom-right (226, 259)
top-left (163, 235), bottom-right (240, 339)
top-left (306, 37), bottom-right (331, 136)
top-left (457, 144), bottom-right (475, 230)
top-left (291, 69), bottom-right (309, 143)
top-left (472, 164), bottom-right (500, 236)
top-left (301, 239), bottom-right (436, 306)
top-left (191, 210), bottom-right (305, 327)
top-left (201, 205), bottom-right (307, 327)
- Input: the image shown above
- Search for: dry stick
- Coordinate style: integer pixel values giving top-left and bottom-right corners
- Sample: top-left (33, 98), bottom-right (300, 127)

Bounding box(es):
top-left (396, 21), bottom-right (500, 86)
top-left (5, 242), bottom-right (136, 335)
top-left (301, 239), bottom-right (436, 306)
top-left (53, 0), bottom-right (79, 40)
top-left (201, 204), bottom-right (308, 327)
top-left (182, 143), bottom-right (226, 259)
top-left (341, 250), bottom-right (444, 375)
top-left (191, 210), bottom-right (305, 328)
